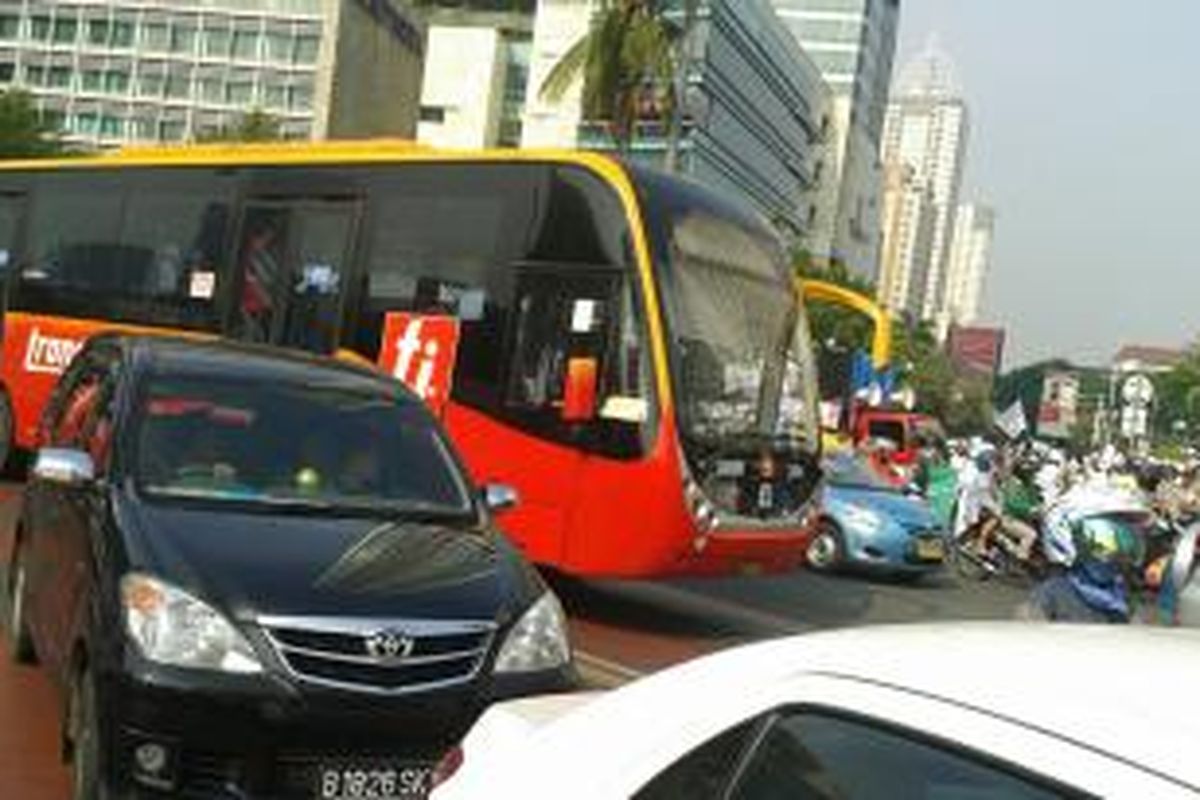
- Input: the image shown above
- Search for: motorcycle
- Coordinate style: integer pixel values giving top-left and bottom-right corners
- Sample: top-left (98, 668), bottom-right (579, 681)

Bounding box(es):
top-left (951, 508), bottom-right (1049, 583)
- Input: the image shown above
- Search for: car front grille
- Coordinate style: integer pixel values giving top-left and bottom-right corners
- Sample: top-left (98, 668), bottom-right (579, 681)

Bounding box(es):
top-left (259, 616), bottom-right (495, 694)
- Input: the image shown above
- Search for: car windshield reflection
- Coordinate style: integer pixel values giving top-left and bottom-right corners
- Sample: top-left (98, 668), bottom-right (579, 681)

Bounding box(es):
top-left (134, 376), bottom-right (472, 516)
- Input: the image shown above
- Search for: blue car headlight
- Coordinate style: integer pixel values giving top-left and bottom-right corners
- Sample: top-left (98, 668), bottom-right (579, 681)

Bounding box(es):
top-left (838, 503), bottom-right (884, 534)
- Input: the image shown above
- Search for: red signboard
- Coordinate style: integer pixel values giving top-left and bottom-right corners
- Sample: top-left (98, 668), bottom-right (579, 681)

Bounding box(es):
top-left (376, 312), bottom-right (461, 415)
top-left (947, 325), bottom-right (1006, 378)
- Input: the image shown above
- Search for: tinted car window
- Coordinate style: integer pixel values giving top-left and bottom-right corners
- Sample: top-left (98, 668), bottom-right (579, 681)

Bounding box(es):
top-left (134, 375), bottom-right (471, 513)
top-left (867, 420), bottom-right (906, 450)
top-left (635, 720), bottom-right (760, 800)
top-left (731, 711), bottom-right (1077, 800)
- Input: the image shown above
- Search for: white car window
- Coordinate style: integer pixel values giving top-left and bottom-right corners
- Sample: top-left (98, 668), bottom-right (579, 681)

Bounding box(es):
top-left (727, 711), bottom-right (1086, 800)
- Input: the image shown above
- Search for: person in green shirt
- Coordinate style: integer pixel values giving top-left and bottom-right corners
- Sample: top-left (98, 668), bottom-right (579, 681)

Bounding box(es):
top-left (915, 437), bottom-right (958, 530)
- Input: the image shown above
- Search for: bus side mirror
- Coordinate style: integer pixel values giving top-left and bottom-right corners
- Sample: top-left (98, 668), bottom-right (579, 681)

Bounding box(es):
top-left (561, 357), bottom-right (598, 422)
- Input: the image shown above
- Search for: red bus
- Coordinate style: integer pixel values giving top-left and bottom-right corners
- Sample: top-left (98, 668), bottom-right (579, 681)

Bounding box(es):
top-left (0, 142), bottom-right (822, 577)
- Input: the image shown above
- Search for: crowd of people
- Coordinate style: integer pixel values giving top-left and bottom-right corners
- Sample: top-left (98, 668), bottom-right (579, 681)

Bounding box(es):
top-left (863, 433), bottom-right (1200, 625)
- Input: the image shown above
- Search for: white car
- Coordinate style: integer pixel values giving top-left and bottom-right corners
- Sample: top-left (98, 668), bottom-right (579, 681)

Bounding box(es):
top-left (432, 624), bottom-right (1200, 799)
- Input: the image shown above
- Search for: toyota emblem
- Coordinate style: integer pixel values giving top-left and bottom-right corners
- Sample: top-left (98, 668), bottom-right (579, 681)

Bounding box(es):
top-left (364, 630), bottom-right (415, 663)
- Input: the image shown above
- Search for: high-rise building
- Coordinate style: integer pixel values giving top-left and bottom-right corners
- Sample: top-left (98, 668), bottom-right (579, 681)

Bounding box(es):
top-left (943, 202), bottom-right (994, 326)
top-left (879, 37), bottom-right (968, 323)
top-left (0, 0), bottom-right (426, 148)
top-left (417, 9), bottom-right (532, 149)
top-left (523, 0), bottom-right (829, 241)
top-left (877, 160), bottom-right (933, 314)
top-left (773, 0), bottom-right (900, 280)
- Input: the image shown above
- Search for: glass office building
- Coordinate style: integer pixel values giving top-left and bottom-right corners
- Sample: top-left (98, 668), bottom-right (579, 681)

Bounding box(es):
top-left (0, 0), bottom-right (425, 148)
top-left (524, 0), bottom-right (829, 241)
top-left (774, 0), bottom-right (900, 278)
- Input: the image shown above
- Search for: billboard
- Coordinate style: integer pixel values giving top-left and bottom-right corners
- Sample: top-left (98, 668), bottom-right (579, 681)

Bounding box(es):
top-left (1037, 371), bottom-right (1079, 440)
top-left (947, 325), bottom-right (1006, 378)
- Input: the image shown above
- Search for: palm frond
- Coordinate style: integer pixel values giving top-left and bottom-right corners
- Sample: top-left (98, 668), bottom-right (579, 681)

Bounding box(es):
top-left (540, 34), bottom-right (591, 102)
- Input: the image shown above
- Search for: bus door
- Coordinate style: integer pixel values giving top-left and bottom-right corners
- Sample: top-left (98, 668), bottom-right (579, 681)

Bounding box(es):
top-left (230, 199), bottom-right (361, 355)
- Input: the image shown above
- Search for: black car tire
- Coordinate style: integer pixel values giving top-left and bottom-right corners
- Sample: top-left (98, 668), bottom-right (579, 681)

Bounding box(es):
top-left (806, 521), bottom-right (845, 573)
top-left (6, 537), bottom-right (37, 665)
top-left (951, 538), bottom-right (993, 582)
top-left (69, 666), bottom-right (110, 800)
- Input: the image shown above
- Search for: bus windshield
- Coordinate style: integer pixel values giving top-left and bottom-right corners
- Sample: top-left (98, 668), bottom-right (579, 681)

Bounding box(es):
top-left (639, 171), bottom-right (819, 455)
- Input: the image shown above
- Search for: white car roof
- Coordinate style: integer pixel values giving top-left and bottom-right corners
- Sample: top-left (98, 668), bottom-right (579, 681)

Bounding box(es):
top-left (454, 623), bottom-right (1200, 797)
top-left (773, 624), bottom-right (1198, 780)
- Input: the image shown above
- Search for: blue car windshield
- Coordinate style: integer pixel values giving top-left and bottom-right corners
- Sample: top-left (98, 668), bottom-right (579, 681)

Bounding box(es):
top-left (133, 375), bottom-right (472, 514)
top-left (823, 455), bottom-right (901, 494)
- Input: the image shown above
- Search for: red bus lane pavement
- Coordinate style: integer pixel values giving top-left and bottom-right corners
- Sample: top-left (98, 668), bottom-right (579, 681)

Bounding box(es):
top-left (0, 483), bottom-right (71, 800)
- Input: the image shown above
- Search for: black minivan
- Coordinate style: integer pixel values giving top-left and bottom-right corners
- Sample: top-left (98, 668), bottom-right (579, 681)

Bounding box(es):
top-left (5, 335), bottom-right (575, 799)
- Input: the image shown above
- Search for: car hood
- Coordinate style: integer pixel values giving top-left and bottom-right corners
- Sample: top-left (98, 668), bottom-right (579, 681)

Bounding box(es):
top-left (826, 485), bottom-right (936, 531)
top-left (118, 494), bottom-right (539, 623)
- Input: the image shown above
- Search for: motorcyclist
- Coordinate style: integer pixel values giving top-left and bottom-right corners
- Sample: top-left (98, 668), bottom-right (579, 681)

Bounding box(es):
top-left (954, 446), bottom-right (1006, 559)
top-left (1023, 499), bottom-right (1147, 623)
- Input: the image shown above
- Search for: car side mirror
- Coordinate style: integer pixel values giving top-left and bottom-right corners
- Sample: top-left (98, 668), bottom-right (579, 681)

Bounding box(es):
top-left (483, 483), bottom-right (519, 513)
top-left (561, 357), bottom-right (598, 423)
top-left (32, 447), bottom-right (95, 486)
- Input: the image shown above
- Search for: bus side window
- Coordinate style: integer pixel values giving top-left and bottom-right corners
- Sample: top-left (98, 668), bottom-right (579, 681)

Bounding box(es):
top-left (504, 268), bottom-right (649, 424)
top-left (118, 171), bottom-right (232, 331)
top-left (16, 169), bottom-right (232, 332)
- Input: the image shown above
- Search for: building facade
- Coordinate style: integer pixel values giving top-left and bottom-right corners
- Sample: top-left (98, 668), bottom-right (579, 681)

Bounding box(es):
top-left (877, 159), bottom-right (932, 313)
top-left (879, 37), bottom-right (968, 324)
top-left (0, 0), bottom-right (425, 148)
top-left (417, 10), bottom-right (532, 149)
top-left (523, 0), bottom-right (829, 241)
top-left (773, 0), bottom-right (900, 280)
top-left (943, 201), bottom-right (994, 326)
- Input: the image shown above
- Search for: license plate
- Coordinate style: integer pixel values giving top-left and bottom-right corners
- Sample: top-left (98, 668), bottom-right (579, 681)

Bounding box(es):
top-left (915, 538), bottom-right (946, 561)
top-left (315, 762), bottom-right (431, 800)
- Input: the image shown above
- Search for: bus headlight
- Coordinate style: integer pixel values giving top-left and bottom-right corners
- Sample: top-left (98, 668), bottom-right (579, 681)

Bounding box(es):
top-left (122, 574), bottom-right (262, 674)
top-left (494, 592), bottom-right (571, 673)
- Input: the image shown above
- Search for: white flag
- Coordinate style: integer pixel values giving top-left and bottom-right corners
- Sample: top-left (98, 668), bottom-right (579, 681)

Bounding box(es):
top-left (995, 401), bottom-right (1028, 440)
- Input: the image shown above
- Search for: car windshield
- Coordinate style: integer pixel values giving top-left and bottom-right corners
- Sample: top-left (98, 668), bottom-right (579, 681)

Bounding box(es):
top-left (824, 455), bottom-right (902, 493)
top-left (134, 375), bottom-right (472, 514)
top-left (661, 208), bottom-right (820, 450)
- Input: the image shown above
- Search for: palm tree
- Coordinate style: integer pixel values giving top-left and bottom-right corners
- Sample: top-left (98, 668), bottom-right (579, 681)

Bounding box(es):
top-left (539, 0), bottom-right (680, 152)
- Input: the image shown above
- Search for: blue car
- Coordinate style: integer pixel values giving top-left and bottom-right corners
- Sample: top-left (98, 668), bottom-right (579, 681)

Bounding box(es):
top-left (807, 453), bottom-right (949, 577)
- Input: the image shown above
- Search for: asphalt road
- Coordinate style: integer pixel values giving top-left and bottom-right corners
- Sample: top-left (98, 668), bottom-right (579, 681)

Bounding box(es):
top-left (562, 565), bottom-right (1032, 679)
top-left (0, 480), bottom-right (1029, 798)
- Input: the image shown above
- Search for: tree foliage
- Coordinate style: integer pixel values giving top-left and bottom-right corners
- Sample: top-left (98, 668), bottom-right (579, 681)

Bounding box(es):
top-left (540, 0), bottom-right (678, 150)
top-left (796, 257), bottom-right (876, 352)
top-left (0, 89), bottom-right (62, 159)
top-left (196, 109), bottom-right (282, 143)
top-left (1151, 344), bottom-right (1200, 442)
top-left (797, 254), bottom-right (993, 436)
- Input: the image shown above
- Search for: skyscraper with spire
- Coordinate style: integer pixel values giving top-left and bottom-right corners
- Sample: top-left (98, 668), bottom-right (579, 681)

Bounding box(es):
top-left (879, 36), bottom-right (969, 326)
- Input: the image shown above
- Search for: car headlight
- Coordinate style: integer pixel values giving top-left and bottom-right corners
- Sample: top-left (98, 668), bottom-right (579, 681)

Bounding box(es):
top-left (840, 503), bottom-right (883, 534)
top-left (121, 573), bottom-right (262, 674)
top-left (494, 591), bottom-right (571, 674)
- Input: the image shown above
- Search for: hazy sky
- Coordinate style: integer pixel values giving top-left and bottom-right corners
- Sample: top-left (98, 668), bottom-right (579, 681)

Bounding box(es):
top-left (894, 1), bottom-right (1199, 368)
